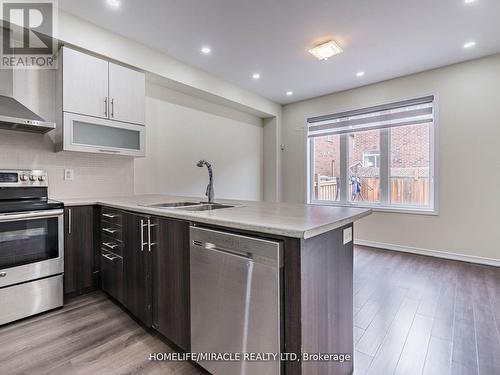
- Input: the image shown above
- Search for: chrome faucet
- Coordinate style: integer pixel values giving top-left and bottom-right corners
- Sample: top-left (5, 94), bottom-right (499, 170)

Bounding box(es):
top-left (196, 160), bottom-right (214, 203)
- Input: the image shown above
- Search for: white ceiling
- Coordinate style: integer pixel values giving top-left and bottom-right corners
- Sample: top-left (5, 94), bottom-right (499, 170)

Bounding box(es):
top-left (59, 0), bottom-right (500, 104)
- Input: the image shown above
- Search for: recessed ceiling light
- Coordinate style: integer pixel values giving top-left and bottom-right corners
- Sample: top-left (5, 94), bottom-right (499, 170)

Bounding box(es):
top-left (463, 41), bottom-right (476, 49)
top-left (308, 40), bottom-right (343, 61)
top-left (252, 73), bottom-right (261, 80)
top-left (356, 71), bottom-right (365, 77)
top-left (464, 0), bottom-right (477, 4)
top-left (106, 0), bottom-right (121, 9)
top-left (286, 91), bottom-right (293, 96)
top-left (201, 46), bottom-right (211, 54)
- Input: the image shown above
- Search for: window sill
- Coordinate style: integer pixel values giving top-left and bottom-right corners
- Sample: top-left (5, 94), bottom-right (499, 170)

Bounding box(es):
top-left (309, 201), bottom-right (438, 216)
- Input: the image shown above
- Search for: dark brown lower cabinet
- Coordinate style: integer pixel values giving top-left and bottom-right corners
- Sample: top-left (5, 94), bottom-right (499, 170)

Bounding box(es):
top-left (99, 207), bottom-right (125, 304)
top-left (97, 208), bottom-right (191, 350)
top-left (64, 206), bottom-right (97, 295)
top-left (101, 249), bottom-right (124, 303)
top-left (123, 212), bottom-right (154, 327)
top-left (153, 218), bottom-right (191, 351)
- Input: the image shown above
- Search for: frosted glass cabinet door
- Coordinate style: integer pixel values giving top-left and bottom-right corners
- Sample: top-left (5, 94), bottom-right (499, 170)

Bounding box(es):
top-left (73, 122), bottom-right (140, 149)
top-left (63, 112), bottom-right (145, 157)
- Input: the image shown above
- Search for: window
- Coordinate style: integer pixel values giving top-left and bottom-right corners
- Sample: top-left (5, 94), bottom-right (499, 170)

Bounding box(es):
top-left (349, 131), bottom-right (380, 203)
top-left (363, 150), bottom-right (380, 168)
top-left (311, 134), bottom-right (341, 201)
top-left (390, 123), bottom-right (431, 206)
top-left (308, 96), bottom-right (436, 212)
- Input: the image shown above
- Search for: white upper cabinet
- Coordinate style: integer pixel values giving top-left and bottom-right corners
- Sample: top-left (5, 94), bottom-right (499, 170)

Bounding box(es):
top-left (109, 63), bottom-right (145, 125)
top-left (61, 47), bottom-right (145, 126)
top-left (62, 47), bottom-right (109, 119)
top-left (58, 47), bottom-right (146, 157)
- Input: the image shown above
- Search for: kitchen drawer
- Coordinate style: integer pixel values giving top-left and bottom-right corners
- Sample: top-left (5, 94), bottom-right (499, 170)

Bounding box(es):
top-left (101, 207), bottom-right (123, 226)
top-left (101, 238), bottom-right (123, 256)
top-left (101, 249), bottom-right (124, 304)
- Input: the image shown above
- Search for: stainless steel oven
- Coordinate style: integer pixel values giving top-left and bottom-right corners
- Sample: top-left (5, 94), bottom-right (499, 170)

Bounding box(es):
top-left (0, 170), bottom-right (64, 325)
top-left (0, 209), bottom-right (64, 287)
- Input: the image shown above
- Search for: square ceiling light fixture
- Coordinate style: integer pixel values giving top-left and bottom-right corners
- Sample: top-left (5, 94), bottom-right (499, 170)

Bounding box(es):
top-left (308, 40), bottom-right (343, 61)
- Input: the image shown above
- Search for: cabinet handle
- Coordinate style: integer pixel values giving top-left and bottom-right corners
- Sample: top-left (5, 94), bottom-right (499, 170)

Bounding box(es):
top-left (102, 213), bottom-right (118, 219)
top-left (140, 219), bottom-right (145, 252)
top-left (147, 218), bottom-right (152, 252)
top-left (110, 98), bottom-right (114, 118)
top-left (103, 242), bottom-right (118, 249)
top-left (0, 271), bottom-right (6, 278)
top-left (102, 228), bottom-right (118, 234)
top-left (104, 97), bottom-right (108, 117)
top-left (68, 208), bottom-right (72, 234)
top-left (98, 149), bottom-right (120, 154)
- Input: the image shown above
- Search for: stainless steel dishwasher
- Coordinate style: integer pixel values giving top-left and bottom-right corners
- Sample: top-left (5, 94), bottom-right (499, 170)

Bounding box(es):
top-left (190, 226), bottom-right (282, 375)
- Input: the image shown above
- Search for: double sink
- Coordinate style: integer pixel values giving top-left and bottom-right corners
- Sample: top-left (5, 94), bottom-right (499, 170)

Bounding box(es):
top-left (143, 201), bottom-right (236, 211)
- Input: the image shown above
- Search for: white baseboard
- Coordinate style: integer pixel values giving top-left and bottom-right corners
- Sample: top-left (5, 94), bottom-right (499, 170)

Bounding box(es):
top-left (354, 239), bottom-right (500, 267)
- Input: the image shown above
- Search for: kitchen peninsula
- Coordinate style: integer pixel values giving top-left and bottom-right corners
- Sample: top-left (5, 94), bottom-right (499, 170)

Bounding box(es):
top-left (59, 194), bottom-right (371, 375)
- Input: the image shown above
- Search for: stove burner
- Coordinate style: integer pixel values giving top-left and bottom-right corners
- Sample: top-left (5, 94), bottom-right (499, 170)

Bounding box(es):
top-left (0, 170), bottom-right (63, 213)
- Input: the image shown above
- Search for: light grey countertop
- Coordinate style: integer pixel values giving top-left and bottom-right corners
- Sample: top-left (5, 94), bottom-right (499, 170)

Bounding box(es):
top-left (54, 194), bottom-right (371, 239)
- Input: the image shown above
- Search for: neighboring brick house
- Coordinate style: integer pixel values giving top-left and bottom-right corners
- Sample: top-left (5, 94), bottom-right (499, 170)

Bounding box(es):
top-left (314, 135), bottom-right (341, 177)
top-left (313, 125), bottom-right (430, 179)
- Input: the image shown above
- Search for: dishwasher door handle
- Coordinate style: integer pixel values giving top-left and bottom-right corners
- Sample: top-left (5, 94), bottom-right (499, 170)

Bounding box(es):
top-left (192, 240), bottom-right (251, 260)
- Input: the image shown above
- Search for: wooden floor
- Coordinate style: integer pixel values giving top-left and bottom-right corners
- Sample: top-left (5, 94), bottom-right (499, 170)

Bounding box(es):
top-left (1, 246), bottom-right (499, 375)
top-left (354, 246), bottom-right (500, 375)
top-left (0, 292), bottom-right (203, 375)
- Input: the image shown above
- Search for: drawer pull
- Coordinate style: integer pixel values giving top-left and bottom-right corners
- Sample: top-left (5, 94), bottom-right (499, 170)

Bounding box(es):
top-left (103, 242), bottom-right (118, 249)
top-left (103, 228), bottom-right (118, 234)
top-left (102, 253), bottom-right (118, 261)
top-left (102, 213), bottom-right (119, 219)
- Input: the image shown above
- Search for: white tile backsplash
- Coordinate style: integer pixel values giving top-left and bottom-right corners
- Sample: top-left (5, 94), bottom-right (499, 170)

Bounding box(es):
top-left (0, 130), bottom-right (134, 199)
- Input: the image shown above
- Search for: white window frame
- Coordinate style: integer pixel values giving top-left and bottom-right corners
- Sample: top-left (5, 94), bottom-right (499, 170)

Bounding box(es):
top-left (307, 96), bottom-right (439, 215)
top-left (362, 150), bottom-right (380, 168)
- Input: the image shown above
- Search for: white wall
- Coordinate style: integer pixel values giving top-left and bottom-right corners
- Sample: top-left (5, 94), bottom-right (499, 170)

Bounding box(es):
top-left (282, 53), bottom-right (500, 262)
top-left (0, 76), bottom-right (265, 201)
top-left (56, 11), bottom-right (282, 201)
top-left (0, 130), bottom-right (134, 198)
top-left (134, 83), bottom-right (264, 201)
top-left (263, 116), bottom-right (283, 202)
top-left (0, 67), bottom-right (134, 199)
top-left (0, 11), bottom-right (279, 201)
top-left (57, 11), bottom-right (280, 118)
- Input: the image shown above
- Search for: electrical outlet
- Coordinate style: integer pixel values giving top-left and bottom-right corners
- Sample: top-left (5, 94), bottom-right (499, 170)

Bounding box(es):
top-left (64, 169), bottom-right (74, 181)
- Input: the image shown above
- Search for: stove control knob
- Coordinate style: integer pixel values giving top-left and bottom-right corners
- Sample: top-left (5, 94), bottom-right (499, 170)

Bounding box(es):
top-left (38, 175), bottom-right (46, 182)
top-left (20, 174), bottom-right (28, 181)
top-left (29, 175), bottom-right (37, 182)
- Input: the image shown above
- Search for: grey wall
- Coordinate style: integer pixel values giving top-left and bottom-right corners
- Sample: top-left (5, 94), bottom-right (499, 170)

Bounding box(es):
top-left (0, 130), bottom-right (135, 199)
top-left (0, 71), bottom-right (265, 202)
top-left (282, 53), bottom-right (500, 262)
top-left (0, 68), bottom-right (135, 199)
top-left (134, 83), bottom-right (264, 201)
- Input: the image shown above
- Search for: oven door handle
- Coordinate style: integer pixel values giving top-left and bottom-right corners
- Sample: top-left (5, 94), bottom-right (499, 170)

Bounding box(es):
top-left (0, 209), bottom-right (64, 222)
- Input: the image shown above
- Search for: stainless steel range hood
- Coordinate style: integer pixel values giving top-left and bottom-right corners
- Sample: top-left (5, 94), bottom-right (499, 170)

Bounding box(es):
top-left (0, 95), bottom-right (55, 133)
